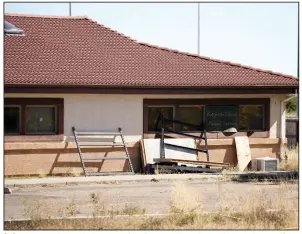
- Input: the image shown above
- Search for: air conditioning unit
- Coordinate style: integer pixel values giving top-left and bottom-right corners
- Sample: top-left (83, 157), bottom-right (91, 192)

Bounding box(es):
top-left (251, 158), bottom-right (279, 171)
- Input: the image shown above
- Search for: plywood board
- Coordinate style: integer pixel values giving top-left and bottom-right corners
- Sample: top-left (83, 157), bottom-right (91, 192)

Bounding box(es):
top-left (139, 139), bottom-right (147, 173)
top-left (235, 136), bottom-right (252, 171)
top-left (143, 138), bottom-right (197, 165)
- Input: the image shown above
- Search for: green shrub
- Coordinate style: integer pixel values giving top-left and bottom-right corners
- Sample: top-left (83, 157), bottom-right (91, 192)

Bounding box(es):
top-left (286, 96), bottom-right (297, 114)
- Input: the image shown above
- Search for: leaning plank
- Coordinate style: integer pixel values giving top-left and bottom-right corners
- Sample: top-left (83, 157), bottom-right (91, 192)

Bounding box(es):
top-left (153, 158), bottom-right (229, 167)
top-left (140, 139), bottom-right (147, 173)
top-left (235, 136), bottom-right (252, 171)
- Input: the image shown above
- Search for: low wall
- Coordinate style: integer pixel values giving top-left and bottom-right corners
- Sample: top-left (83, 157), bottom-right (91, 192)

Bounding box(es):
top-left (196, 138), bottom-right (282, 166)
top-left (4, 138), bottom-right (283, 176)
top-left (4, 142), bottom-right (142, 176)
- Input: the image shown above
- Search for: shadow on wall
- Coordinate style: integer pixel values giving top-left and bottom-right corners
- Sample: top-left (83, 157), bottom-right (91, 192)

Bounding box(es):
top-left (4, 142), bottom-right (141, 176)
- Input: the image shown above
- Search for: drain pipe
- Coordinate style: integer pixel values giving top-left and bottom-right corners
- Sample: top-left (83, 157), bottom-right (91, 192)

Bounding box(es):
top-left (280, 93), bottom-right (297, 160)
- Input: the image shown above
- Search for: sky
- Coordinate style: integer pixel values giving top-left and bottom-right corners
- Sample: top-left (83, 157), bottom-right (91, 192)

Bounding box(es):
top-left (4, 2), bottom-right (299, 77)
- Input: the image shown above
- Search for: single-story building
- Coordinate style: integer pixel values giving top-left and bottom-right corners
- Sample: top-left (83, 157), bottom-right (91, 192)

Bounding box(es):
top-left (4, 13), bottom-right (299, 176)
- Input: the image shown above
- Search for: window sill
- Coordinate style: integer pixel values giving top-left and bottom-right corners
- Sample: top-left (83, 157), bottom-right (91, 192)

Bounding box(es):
top-left (4, 134), bottom-right (64, 142)
top-left (144, 131), bottom-right (269, 139)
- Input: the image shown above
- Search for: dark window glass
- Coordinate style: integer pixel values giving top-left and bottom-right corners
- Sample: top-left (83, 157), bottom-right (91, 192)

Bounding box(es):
top-left (179, 106), bottom-right (203, 131)
top-left (4, 106), bottom-right (20, 134)
top-left (148, 107), bottom-right (174, 131)
top-left (239, 105), bottom-right (264, 131)
top-left (205, 105), bottom-right (238, 132)
top-left (25, 106), bottom-right (56, 134)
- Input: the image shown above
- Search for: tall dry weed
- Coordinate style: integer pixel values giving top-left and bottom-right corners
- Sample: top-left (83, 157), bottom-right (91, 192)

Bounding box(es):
top-left (280, 146), bottom-right (299, 171)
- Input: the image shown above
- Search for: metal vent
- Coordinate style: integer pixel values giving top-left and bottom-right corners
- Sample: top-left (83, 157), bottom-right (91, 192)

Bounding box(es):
top-left (4, 21), bottom-right (24, 35)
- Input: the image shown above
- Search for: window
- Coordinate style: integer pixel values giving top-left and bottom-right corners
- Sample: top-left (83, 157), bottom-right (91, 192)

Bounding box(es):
top-left (148, 106), bottom-right (174, 131)
top-left (143, 99), bottom-right (269, 138)
top-left (179, 105), bottom-right (203, 131)
top-left (239, 105), bottom-right (264, 131)
top-left (4, 106), bottom-right (21, 134)
top-left (25, 106), bottom-right (57, 134)
top-left (4, 98), bottom-right (64, 140)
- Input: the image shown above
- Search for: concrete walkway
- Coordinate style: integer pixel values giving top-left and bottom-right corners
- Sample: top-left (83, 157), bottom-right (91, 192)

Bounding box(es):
top-left (5, 170), bottom-right (297, 187)
top-left (5, 173), bottom-right (222, 186)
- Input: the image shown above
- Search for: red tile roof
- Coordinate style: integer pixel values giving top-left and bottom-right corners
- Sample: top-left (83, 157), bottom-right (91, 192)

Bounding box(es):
top-left (4, 14), bottom-right (298, 88)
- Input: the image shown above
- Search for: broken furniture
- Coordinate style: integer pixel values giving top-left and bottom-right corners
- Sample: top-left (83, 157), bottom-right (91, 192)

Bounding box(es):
top-left (152, 113), bottom-right (229, 173)
top-left (72, 127), bottom-right (134, 176)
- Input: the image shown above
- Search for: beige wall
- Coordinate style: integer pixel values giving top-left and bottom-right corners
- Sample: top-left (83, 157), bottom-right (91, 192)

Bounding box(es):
top-left (5, 93), bottom-right (287, 141)
top-left (4, 93), bottom-right (286, 175)
top-left (4, 138), bottom-right (283, 175)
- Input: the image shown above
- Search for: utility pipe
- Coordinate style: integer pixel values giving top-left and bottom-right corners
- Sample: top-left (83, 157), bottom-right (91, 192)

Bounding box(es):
top-left (280, 93), bottom-right (297, 160)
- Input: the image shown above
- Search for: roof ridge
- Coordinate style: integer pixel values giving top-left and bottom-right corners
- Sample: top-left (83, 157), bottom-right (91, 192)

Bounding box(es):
top-left (5, 13), bottom-right (87, 19)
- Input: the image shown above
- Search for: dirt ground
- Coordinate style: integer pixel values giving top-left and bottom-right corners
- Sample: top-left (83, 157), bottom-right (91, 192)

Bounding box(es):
top-left (4, 179), bottom-right (298, 221)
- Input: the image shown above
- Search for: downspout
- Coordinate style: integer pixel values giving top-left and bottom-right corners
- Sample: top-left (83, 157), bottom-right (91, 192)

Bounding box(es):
top-left (280, 93), bottom-right (297, 160)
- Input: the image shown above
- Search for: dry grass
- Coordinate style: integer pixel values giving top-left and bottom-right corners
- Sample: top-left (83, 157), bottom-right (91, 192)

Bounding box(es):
top-left (6, 181), bottom-right (298, 230)
top-left (280, 146), bottom-right (299, 171)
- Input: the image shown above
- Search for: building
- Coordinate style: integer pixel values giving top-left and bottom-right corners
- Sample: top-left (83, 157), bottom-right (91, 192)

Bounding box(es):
top-left (4, 14), bottom-right (299, 176)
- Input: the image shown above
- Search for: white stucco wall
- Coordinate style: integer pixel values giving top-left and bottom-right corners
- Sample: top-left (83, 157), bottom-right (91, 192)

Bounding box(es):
top-left (5, 93), bottom-right (286, 142)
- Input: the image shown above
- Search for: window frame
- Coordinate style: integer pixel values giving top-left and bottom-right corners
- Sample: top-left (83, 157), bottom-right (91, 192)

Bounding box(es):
top-left (143, 98), bottom-right (270, 139)
top-left (4, 98), bottom-right (64, 142)
top-left (4, 105), bottom-right (22, 135)
top-left (25, 105), bottom-right (58, 135)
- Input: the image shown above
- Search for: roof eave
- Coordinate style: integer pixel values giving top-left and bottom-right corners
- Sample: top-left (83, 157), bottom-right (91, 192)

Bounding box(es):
top-left (4, 84), bottom-right (298, 95)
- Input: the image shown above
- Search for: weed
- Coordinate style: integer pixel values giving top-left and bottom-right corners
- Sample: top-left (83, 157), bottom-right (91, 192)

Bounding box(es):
top-left (65, 197), bottom-right (78, 217)
top-left (151, 178), bottom-right (159, 182)
top-left (280, 146), bottom-right (299, 171)
top-left (121, 205), bottom-right (146, 216)
top-left (90, 192), bottom-right (106, 217)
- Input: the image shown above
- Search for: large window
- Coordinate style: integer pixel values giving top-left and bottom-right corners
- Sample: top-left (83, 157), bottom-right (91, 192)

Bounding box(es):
top-left (144, 99), bottom-right (269, 137)
top-left (4, 98), bottom-right (63, 138)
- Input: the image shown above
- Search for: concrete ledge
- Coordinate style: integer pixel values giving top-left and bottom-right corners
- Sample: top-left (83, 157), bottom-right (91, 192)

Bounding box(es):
top-left (5, 174), bottom-right (221, 186)
top-left (231, 171), bottom-right (299, 182)
top-left (4, 171), bottom-right (298, 187)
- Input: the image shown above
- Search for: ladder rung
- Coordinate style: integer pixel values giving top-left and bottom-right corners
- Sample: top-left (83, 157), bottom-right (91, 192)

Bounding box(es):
top-left (86, 172), bottom-right (134, 176)
top-left (78, 142), bottom-right (124, 146)
top-left (75, 131), bottom-right (120, 135)
top-left (83, 156), bottom-right (128, 161)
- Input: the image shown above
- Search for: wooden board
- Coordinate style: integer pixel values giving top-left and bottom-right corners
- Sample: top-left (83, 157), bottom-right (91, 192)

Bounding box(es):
top-left (153, 158), bottom-right (229, 167)
top-left (139, 139), bottom-right (147, 173)
top-left (235, 136), bottom-right (252, 171)
top-left (142, 138), bottom-right (197, 165)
